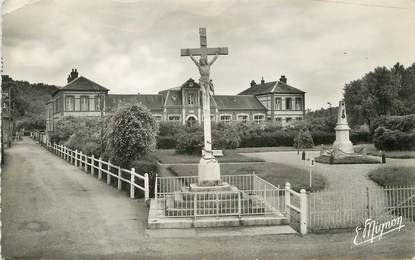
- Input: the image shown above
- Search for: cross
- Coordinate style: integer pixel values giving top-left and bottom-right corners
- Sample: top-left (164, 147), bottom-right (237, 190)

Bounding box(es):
top-left (180, 27), bottom-right (228, 156)
top-left (180, 28), bottom-right (228, 59)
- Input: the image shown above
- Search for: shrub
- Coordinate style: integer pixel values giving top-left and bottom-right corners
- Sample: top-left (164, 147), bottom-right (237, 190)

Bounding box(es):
top-left (374, 127), bottom-right (415, 151)
top-left (156, 136), bottom-right (178, 149)
top-left (158, 122), bottom-right (185, 137)
top-left (371, 114), bottom-right (415, 133)
top-left (239, 130), bottom-right (296, 147)
top-left (105, 105), bottom-right (158, 168)
top-left (310, 130), bottom-right (335, 145)
top-left (350, 130), bottom-right (372, 144)
top-left (293, 129), bottom-right (314, 149)
top-left (176, 131), bottom-right (204, 154)
top-left (212, 126), bottom-right (240, 149)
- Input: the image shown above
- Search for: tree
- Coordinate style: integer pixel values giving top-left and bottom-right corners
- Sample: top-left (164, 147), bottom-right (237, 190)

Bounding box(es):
top-left (344, 66), bottom-right (401, 128)
top-left (105, 105), bottom-right (158, 168)
top-left (293, 129), bottom-right (314, 149)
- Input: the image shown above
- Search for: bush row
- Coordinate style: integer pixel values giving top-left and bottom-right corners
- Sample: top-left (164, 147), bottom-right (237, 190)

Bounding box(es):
top-left (371, 114), bottom-right (415, 133)
top-left (374, 127), bottom-right (415, 151)
top-left (156, 121), bottom-right (372, 150)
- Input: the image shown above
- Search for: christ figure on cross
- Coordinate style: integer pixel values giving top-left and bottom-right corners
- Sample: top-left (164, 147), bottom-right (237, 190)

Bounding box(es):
top-left (188, 51), bottom-right (218, 93)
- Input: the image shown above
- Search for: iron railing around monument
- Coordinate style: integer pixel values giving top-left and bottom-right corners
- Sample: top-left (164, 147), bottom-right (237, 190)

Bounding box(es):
top-left (155, 174), bottom-right (285, 218)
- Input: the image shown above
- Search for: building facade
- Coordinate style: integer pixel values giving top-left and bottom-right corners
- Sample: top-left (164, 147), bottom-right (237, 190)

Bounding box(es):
top-left (46, 70), bottom-right (305, 132)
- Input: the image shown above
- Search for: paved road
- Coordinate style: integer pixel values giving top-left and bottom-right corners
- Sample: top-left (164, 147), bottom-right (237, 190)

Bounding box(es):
top-left (2, 139), bottom-right (415, 259)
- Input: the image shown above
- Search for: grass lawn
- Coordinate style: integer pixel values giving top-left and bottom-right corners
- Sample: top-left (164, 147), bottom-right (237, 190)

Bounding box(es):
top-left (168, 162), bottom-right (326, 192)
top-left (365, 144), bottom-right (415, 159)
top-left (154, 149), bottom-right (264, 164)
top-left (236, 146), bottom-right (326, 153)
top-left (368, 166), bottom-right (415, 187)
top-left (315, 155), bottom-right (380, 164)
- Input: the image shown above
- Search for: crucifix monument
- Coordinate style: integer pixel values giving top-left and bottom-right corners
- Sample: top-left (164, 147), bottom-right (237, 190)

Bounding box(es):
top-left (181, 28), bottom-right (229, 188)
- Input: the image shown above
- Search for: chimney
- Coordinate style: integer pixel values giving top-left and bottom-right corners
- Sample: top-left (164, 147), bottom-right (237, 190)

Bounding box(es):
top-left (67, 68), bottom-right (79, 83)
top-left (280, 75), bottom-right (287, 84)
top-left (261, 76), bottom-right (265, 85)
top-left (250, 80), bottom-right (256, 87)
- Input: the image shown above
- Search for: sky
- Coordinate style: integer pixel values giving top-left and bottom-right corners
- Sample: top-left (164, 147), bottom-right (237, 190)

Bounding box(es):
top-left (2, 0), bottom-right (415, 110)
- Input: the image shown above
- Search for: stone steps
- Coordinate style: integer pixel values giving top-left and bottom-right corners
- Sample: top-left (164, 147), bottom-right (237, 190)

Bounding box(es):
top-left (166, 206), bottom-right (266, 217)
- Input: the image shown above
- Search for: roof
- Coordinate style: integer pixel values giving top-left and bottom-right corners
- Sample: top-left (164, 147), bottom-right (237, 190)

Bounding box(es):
top-left (238, 81), bottom-right (305, 95)
top-left (159, 78), bottom-right (200, 94)
top-left (164, 90), bottom-right (182, 106)
top-left (53, 76), bottom-right (109, 96)
top-left (106, 94), bottom-right (164, 111)
top-left (213, 95), bottom-right (266, 110)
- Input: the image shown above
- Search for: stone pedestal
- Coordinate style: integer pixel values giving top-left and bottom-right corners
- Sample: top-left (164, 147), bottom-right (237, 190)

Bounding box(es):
top-left (198, 151), bottom-right (221, 186)
top-left (333, 100), bottom-right (354, 154)
top-left (333, 124), bottom-right (354, 154)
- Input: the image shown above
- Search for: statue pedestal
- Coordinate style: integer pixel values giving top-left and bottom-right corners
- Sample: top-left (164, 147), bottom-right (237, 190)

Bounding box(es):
top-left (197, 151), bottom-right (221, 186)
top-left (333, 124), bottom-right (354, 154)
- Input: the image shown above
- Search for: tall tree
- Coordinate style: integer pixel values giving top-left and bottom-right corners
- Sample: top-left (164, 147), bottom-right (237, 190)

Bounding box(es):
top-left (344, 66), bottom-right (401, 128)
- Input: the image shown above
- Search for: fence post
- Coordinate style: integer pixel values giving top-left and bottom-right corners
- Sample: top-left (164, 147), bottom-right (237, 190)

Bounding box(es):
top-left (300, 189), bottom-right (308, 235)
top-left (107, 160), bottom-right (111, 185)
top-left (130, 168), bottom-right (136, 199)
top-left (117, 166), bottom-right (122, 190)
top-left (84, 154), bottom-right (88, 172)
top-left (144, 173), bottom-right (150, 201)
top-left (98, 157), bottom-right (102, 180)
top-left (285, 182), bottom-right (291, 222)
top-left (91, 154), bottom-right (95, 175)
top-left (80, 151), bottom-right (84, 169)
top-left (238, 191), bottom-right (242, 217)
top-left (154, 174), bottom-right (158, 205)
top-left (75, 150), bottom-right (78, 167)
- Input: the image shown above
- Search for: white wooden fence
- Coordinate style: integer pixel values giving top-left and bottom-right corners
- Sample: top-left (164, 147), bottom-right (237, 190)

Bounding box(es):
top-left (308, 186), bottom-right (415, 231)
top-left (40, 140), bottom-right (149, 201)
top-left (285, 183), bottom-right (308, 235)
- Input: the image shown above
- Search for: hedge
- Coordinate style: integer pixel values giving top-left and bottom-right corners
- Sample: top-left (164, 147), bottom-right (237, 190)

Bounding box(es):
top-left (374, 127), bottom-right (415, 151)
top-left (371, 114), bottom-right (415, 133)
top-left (156, 136), bottom-right (177, 149)
top-left (239, 131), bottom-right (297, 147)
top-left (310, 130), bottom-right (335, 145)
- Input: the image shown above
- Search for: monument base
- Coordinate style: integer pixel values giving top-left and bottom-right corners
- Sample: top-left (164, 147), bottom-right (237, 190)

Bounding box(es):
top-left (189, 182), bottom-right (232, 192)
top-left (332, 140), bottom-right (354, 154)
top-left (198, 152), bottom-right (221, 186)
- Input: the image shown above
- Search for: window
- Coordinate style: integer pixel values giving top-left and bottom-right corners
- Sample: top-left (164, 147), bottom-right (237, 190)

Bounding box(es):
top-left (275, 117), bottom-right (282, 126)
top-left (296, 117), bottom-right (303, 121)
top-left (220, 114), bottom-right (232, 124)
top-left (285, 98), bottom-right (292, 110)
top-left (253, 114), bottom-right (264, 124)
top-left (257, 95), bottom-right (271, 110)
top-left (187, 94), bottom-right (194, 105)
top-left (95, 96), bottom-right (102, 111)
top-left (153, 115), bottom-right (162, 122)
top-left (275, 97), bottom-right (282, 110)
top-left (237, 114), bottom-right (248, 124)
top-left (168, 115), bottom-right (180, 121)
top-left (286, 117), bottom-right (292, 124)
top-left (295, 98), bottom-right (302, 110)
top-left (80, 96), bottom-right (89, 111)
top-left (65, 96), bottom-right (75, 111)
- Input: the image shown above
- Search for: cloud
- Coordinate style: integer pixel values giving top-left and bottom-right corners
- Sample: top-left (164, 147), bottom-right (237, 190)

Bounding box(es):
top-left (2, 0), bottom-right (415, 110)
